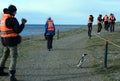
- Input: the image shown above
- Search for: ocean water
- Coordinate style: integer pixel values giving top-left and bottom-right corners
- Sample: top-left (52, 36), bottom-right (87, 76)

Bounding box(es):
top-left (20, 24), bottom-right (82, 36)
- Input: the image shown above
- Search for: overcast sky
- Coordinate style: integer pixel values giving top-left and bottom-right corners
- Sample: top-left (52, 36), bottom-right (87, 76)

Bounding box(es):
top-left (0, 0), bottom-right (120, 24)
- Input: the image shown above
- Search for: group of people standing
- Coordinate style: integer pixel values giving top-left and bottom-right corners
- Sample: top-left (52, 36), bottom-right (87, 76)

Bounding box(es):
top-left (88, 13), bottom-right (116, 39)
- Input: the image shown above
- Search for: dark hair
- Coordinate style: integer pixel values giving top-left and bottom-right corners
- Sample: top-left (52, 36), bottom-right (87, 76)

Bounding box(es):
top-left (89, 15), bottom-right (94, 22)
top-left (90, 15), bottom-right (93, 18)
top-left (8, 5), bottom-right (17, 13)
top-left (110, 13), bottom-right (114, 16)
top-left (3, 8), bottom-right (9, 14)
top-left (99, 14), bottom-right (102, 17)
top-left (48, 17), bottom-right (51, 20)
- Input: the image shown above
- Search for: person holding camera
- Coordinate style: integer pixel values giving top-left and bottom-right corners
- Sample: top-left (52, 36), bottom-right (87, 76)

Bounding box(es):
top-left (0, 5), bottom-right (27, 81)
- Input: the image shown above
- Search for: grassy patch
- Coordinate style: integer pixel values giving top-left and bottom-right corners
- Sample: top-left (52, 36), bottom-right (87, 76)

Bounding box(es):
top-left (58, 28), bottom-right (86, 39)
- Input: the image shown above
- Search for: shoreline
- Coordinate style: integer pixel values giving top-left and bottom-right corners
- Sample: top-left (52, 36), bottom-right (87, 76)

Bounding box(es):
top-left (20, 25), bottom-right (83, 36)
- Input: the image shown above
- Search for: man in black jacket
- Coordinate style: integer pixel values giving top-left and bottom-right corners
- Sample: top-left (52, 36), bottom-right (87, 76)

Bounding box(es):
top-left (0, 5), bottom-right (27, 81)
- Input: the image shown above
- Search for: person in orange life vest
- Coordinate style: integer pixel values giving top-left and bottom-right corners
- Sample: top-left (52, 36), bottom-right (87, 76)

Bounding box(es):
top-left (0, 5), bottom-right (27, 81)
top-left (97, 14), bottom-right (103, 34)
top-left (45, 17), bottom-right (55, 51)
top-left (108, 14), bottom-right (112, 31)
top-left (88, 15), bottom-right (94, 39)
top-left (109, 13), bottom-right (116, 32)
top-left (103, 15), bottom-right (109, 31)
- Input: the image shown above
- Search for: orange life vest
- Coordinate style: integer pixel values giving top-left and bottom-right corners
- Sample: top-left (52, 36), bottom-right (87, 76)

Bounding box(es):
top-left (0, 14), bottom-right (18, 38)
top-left (108, 16), bottom-right (115, 22)
top-left (97, 17), bottom-right (102, 24)
top-left (104, 16), bottom-right (108, 22)
top-left (108, 16), bottom-right (112, 22)
top-left (47, 20), bottom-right (54, 31)
top-left (110, 16), bottom-right (115, 21)
top-left (88, 16), bottom-right (92, 23)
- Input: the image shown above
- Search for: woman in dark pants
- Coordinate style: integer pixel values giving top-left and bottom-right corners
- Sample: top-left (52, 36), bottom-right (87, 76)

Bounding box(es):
top-left (47, 35), bottom-right (54, 50)
top-left (88, 15), bottom-right (94, 39)
top-left (97, 14), bottom-right (103, 34)
top-left (109, 14), bottom-right (116, 32)
top-left (45, 17), bottom-right (55, 51)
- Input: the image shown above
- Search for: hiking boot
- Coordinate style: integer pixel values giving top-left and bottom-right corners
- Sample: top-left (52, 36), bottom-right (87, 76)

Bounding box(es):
top-left (10, 76), bottom-right (17, 81)
top-left (0, 67), bottom-right (8, 76)
top-left (9, 70), bottom-right (17, 81)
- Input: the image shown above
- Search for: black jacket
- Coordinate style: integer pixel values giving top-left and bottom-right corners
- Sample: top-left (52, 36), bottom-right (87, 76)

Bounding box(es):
top-left (1, 17), bottom-right (25, 46)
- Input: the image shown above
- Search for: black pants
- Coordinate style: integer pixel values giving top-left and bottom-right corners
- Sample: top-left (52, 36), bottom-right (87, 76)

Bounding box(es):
top-left (104, 21), bottom-right (108, 31)
top-left (97, 23), bottom-right (102, 33)
top-left (47, 35), bottom-right (53, 49)
top-left (88, 23), bottom-right (92, 37)
top-left (110, 22), bottom-right (115, 32)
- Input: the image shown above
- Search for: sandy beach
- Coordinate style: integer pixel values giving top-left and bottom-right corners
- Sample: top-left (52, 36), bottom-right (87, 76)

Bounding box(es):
top-left (0, 23), bottom-right (120, 81)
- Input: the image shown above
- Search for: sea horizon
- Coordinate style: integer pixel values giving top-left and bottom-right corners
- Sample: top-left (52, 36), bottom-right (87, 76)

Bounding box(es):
top-left (20, 24), bottom-right (84, 36)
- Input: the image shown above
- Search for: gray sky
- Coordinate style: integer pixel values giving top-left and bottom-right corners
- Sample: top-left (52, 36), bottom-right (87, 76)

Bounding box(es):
top-left (0, 0), bottom-right (119, 24)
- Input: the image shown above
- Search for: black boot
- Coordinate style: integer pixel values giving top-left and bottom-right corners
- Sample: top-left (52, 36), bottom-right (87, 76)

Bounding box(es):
top-left (0, 67), bottom-right (8, 76)
top-left (9, 70), bottom-right (17, 81)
